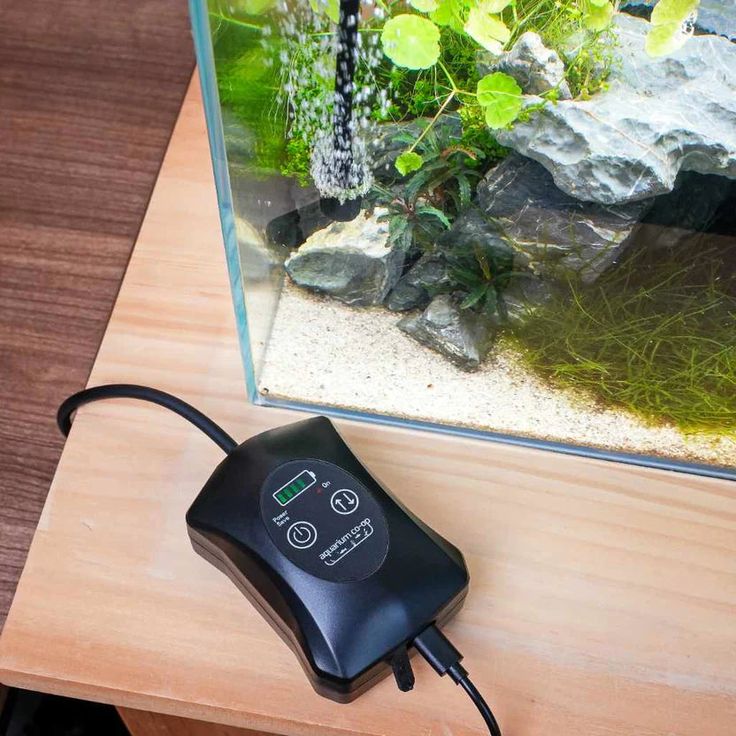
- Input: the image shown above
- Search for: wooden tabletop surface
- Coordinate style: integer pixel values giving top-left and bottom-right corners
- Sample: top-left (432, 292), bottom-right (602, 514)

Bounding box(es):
top-left (1, 76), bottom-right (735, 736)
top-left (0, 0), bottom-right (193, 627)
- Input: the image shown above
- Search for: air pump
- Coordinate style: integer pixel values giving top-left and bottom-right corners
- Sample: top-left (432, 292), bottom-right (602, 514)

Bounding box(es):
top-left (58, 384), bottom-right (503, 734)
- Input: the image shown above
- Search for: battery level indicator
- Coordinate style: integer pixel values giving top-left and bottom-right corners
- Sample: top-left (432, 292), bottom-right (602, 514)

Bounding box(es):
top-left (274, 470), bottom-right (317, 506)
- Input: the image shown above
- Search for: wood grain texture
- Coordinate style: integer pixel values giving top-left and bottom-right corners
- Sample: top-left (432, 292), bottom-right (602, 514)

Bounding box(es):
top-left (119, 707), bottom-right (272, 736)
top-left (0, 0), bottom-right (193, 627)
top-left (1, 79), bottom-right (735, 736)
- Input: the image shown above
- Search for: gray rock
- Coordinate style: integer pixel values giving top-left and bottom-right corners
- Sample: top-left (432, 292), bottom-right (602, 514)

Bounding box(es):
top-left (285, 209), bottom-right (403, 305)
top-left (697, 0), bottom-right (736, 39)
top-left (496, 15), bottom-right (736, 204)
top-left (478, 153), bottom-right (653, 283)
top-left (497, 32), bottom-right (572, 99)
top-left (370, 115), bottom-right (462, 180)
top-left (498, 275), bottom-right (558, 328)
top-left (385, 279), bottom-right (428, 312)
top-left (476, 48), bottom-right (505, 79)
top-left (398, 294), bottom-right (493, 371)
top-left (386, 254), bottom-right (451, 312)
top-left (693, 0), bottom-right (736, 40)
top-left (622, 0), bottom-right (736, 40)
top-left (437, 206), bottom-right (514, 257)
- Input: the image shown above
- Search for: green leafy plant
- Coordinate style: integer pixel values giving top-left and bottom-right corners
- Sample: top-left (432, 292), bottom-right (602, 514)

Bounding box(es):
top-left (370, 123), bottom-right (490, 251)
top-left (308, 0), bottom-right (339, 23)
top-left (582, 0), bottom-right (615, 32)
top-left (563, 27), bottom-right (617, 98)
top-left (373, 0), bottom-right (622, 174)
top-left (396, 151), bottom-right (425, 176)
top-left (443, 241), bottom-right (515, 316)
top-left (393, 126), bottom-right (488, 213)
top-left (371, 183), bottom-right (451, 251)
top-left (213, 0), bottom-right (697, 192)
top-left (458, 104), bottom-right (509, 158)
top-left (465, 2), bottom-right (512, 53)
top-left (280, 136), bottom-right (312, 186)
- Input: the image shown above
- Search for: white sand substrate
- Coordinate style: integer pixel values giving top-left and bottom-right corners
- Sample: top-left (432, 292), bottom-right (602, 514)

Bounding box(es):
top-left (258, 282), bottom-right (735, 469)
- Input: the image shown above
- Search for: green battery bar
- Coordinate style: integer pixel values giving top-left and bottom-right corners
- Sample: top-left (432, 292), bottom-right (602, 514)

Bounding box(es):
top-left (274, 470), bottom-right (317, 506)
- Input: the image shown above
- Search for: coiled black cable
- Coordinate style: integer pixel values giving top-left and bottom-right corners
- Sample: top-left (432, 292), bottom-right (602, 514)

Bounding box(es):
top-left (57, 383), bottom-right (237, 454)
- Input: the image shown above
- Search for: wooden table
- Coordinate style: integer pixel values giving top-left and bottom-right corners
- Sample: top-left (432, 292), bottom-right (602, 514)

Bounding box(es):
top-left (1, 75), bottom-right (735, 736)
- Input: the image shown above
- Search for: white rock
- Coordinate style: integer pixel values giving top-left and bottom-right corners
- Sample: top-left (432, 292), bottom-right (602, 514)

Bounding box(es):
top-left (498, 32), bottom-right (572, 99)
top-left (285, 208), bottom-right (403, 306)
top-left (497, 15), bottom-right (736, 204)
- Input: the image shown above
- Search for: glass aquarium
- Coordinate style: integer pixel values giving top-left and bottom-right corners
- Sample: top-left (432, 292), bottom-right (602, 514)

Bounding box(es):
top-left (190, 0), bottom-right (736, 479)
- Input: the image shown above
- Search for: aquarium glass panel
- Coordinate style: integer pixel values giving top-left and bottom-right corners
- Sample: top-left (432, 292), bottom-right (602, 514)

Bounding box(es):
top-left (190, 0), bottom-right (736, 478)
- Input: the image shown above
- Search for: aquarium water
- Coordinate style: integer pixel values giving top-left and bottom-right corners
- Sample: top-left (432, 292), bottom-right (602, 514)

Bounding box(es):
top-left (191, 0), bottom-right (736, 479)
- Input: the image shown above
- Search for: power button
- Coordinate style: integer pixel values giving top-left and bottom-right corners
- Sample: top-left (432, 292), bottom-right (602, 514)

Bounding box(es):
top-left (287, 521), bottom-right (317, 549)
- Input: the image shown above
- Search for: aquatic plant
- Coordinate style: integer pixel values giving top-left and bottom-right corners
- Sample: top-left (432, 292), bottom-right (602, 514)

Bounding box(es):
top-left (513, 239), bottom-right (736, 435)
top-left (444, 240), bottom-right (516, 316)
top-left (372, 184), bottom-right (451, 251)
top-left (367, 0), bottom-right (623, 176)
top-left (370, 122), bottom-right (492, 250)
top-left (209, 8), bottom-right (285, 174)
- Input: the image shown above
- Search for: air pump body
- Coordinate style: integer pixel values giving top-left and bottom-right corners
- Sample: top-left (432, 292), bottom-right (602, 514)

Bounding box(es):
top-left (186, 416), bottom-right (469, 702)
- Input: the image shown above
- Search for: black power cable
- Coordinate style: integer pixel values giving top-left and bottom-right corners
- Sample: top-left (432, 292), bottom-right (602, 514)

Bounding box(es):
top-left (57, 384), bottom-right (237, 454)
top-left (414, 624), bottom-right (502, 736)
top-left (458, 674), bottom-right (503, 736)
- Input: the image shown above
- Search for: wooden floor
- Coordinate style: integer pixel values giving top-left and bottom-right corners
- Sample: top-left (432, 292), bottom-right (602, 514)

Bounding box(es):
top-left (0, 0), bottom-right (194, 628)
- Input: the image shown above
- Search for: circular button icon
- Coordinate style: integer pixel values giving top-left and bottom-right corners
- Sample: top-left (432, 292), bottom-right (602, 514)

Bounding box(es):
top-left (287, 521), bottom-right (317, 549)
top-left (330, 489), bottom-right (359, 515)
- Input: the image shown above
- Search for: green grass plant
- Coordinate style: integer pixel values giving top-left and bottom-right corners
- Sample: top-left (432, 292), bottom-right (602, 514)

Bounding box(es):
top-left (513, 239), bottom-right (736, 435)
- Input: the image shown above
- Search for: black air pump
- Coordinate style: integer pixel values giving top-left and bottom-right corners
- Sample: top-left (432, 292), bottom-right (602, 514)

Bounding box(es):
top-left (58, 384), bottom-right (503, 735)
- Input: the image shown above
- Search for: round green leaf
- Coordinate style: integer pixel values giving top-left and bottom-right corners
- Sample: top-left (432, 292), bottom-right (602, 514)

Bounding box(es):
top-left (309, 0), bottom-right (339, 24)
top-left (582, 0), bottom-right (614, 31)
top-left (429, 0), bottom-right (465, 32)
top-left (477, 72), bottom-right (523, 129)
top-left (645, 0), bottom-right (699, 57)
top-left (410, 0), bottom-right (439, 12)
top-left (645, 21), bottom-right (689, 55)
top-left (464, 7), bottom-right (510, 54)
top-left (587, 0), bottom-right (610, 6)
top-left (395, 151), bottom-right (424, 175)
top-left (651, 0), bottom-right (699, 25)
top-left (381, 14), bottom-right (441, 70)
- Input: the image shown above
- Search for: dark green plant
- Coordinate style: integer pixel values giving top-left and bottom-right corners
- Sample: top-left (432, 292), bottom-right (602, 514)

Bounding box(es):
top-left (372, 184), bottom-right (451, 251)
top-left (458, 105), bottom-right (509, 162)
top-left (391, 125), bottom-right (488, 215)
top-left (370, 123), bottom-right (491, 251)
top-left (443, 241), bottom-right (515, 316)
